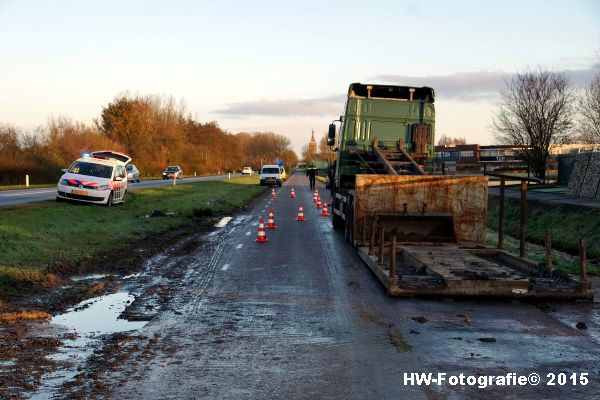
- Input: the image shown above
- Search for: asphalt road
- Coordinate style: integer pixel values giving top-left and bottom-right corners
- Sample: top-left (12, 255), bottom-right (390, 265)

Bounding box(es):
top-left (31, 173), bottom-right (600, 399)
top-left (0, 174), bottom-right (240, 207)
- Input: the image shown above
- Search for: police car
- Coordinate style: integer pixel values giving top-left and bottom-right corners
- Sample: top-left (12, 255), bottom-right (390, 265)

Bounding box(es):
top-left (56, 151), bottom-right (131, 206)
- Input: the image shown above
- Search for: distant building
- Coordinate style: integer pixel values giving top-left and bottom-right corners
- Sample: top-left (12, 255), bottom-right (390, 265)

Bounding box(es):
top-left (309, 130), bottom-right (317, 155)
top-left (433, 143), bottom-right (600, 174)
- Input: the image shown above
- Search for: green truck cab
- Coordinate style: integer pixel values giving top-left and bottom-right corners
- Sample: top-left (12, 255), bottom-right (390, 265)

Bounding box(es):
top-left (327, 83), bottom-right (436, 231)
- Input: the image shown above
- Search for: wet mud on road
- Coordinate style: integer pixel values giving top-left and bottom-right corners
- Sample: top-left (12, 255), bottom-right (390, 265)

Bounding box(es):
top-left (2, 174), bottom-right (600, 399)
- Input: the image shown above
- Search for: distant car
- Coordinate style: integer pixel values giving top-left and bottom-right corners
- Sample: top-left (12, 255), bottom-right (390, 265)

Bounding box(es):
top-left (162, 166), bottom-right (183, 180)
top-left (259, 165), bottom-right (284, 187)
top-left (241, 166), bottom-right (253, 176)
top-left (56, 150), bottom-right (130, 206)
top-left (126, 164), bottom-right (141, 183)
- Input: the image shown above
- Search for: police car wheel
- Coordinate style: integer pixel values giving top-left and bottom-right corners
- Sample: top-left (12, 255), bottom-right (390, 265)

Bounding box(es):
top-left (106, 192), bottom-right (114, 207)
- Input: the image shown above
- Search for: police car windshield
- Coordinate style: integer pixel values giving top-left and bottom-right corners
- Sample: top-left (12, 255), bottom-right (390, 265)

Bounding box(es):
top-left (262, 167), bottom-right (280, 174)
top-left (68, 161), bottom-right (113, 178)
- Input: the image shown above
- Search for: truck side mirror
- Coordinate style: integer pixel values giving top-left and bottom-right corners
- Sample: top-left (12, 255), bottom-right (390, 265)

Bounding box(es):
top-left (328, 123), bottom-right (336, 139)
top-left (327, 123), bottom-right (336, 146)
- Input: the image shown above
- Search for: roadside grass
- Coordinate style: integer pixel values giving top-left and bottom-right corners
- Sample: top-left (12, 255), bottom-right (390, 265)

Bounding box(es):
top-left (487, 196), bottom-right (600, 275)
top-left (0, 175), bottom-right (266, 296)
top-left (0, 184), bottom-right (55, 191)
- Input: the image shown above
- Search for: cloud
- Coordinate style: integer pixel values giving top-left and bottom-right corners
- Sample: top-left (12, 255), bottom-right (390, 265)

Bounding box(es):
top-left (215, 66), bottom-right (599, 118)
top-left (372, 67), bottom-right (598, 102)
top-left (215, 95), bottom-right (345, 117)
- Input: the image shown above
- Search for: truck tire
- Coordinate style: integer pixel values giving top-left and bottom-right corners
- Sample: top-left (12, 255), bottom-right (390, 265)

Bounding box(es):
top-left (332, 214), bottom-right (344, 230)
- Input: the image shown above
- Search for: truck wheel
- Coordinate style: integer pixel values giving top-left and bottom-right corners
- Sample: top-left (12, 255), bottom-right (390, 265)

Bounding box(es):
top-left (332, 214), bottom-right (344, 230)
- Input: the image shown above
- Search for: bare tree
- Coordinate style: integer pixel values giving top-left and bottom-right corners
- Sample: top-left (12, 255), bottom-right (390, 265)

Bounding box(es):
top-left (437, 135), bottom-right (467, 146)
top-left (578, 70), bottom-right (600, 143)
top-left (492, 69), bottom-right (574, 181)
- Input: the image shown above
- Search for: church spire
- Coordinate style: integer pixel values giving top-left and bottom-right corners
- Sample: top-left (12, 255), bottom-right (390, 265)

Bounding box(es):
top-left (309, 129), bottom-right (317, 154)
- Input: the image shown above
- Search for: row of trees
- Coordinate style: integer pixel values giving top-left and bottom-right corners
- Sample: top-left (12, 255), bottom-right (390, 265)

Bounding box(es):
top-left (0, 94), bottom-right (298, 185)
top-left (493, 67), bottom-right (600, 180)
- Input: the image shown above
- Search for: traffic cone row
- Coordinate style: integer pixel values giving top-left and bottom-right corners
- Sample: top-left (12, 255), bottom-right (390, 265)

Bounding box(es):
top-left (271, 188), bottom-right (276, 198)
top-left (256, 187), bottom-right (331, 244)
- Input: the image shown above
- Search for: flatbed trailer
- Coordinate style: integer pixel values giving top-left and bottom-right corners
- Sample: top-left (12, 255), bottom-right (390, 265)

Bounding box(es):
top-left (347, 175), bottom-right (592, 300)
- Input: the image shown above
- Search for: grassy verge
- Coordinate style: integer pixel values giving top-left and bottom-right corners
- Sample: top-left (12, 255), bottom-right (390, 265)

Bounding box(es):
top-left (0, 184), bottom-right (55, 191)
top-left (0, 175), bottom-right (266, 296)
top-left (487, 196), bottom-right (600, 275)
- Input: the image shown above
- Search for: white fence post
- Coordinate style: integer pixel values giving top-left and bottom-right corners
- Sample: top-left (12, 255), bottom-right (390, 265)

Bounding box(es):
top-left (25, 174), bottom-right (29, 187)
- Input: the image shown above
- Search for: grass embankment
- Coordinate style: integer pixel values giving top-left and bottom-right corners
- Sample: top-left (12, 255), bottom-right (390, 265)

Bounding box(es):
top-left (0, 184), bottom-right (55, 191)
top-left (0, 176), bottom-right (266, 297)
top-left (487, 196), bottom-right (600, 275)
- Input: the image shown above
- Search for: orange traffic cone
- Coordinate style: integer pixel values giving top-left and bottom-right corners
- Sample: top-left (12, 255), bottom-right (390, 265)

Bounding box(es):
top-left (267, 208), bottom-right (277, 229)
top-left (296, 203), bottom-right (305, 221)
top-left (316, 196), bottom-right (322, 209)
top-left (312, 190), bottom-right (318, 203)
top-left (321, 201), bottom-right (330, 216)
top-left (255, 217), bottom-right (268, 242)
top-left (290, 188), bottom-right (296, 198)
top-left (271, 188), bottom-right (276, 198)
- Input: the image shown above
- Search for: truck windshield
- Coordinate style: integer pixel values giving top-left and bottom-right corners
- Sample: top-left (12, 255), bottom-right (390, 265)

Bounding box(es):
top-left (262, 167), bottom-right (280, 174)
top-left (68, 161), bottom-right (113, 178)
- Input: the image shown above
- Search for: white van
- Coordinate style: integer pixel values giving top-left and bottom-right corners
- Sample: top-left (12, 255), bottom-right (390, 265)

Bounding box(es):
top-left (56, 151), bottom-right (131, 206)
top-left (259, 165), bottom-right (284, 187)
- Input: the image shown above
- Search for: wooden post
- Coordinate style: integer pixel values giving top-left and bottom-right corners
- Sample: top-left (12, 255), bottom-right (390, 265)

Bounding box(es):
top-left (378, 227), bottom-right (385, 266)
top-left (369, 218), bottom-right (377, 255)
top-left (545, 230), bottom-right (552, 269)
top-left (498, 177), bottom-right (505, 248)
top-left (390, 236), bottom-right (397, 280)
top-left (519, 180), bottom-right (527, 257)
top-left (580, 238), bottom-right (588, 283)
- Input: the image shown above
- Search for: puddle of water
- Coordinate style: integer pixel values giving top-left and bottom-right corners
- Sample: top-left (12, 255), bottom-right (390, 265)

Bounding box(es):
top-left (70, 273), bottom-right (110, 282)
top-left (52, 292), bottom-right (147, 335)
top-left (214, 216), bottom-right (233, 228)
top-left (32, 293), bottom-right (147, 398)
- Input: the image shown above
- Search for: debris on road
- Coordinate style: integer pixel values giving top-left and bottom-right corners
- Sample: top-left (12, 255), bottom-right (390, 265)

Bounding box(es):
top-left (576, 322), bottom-right (588, 330)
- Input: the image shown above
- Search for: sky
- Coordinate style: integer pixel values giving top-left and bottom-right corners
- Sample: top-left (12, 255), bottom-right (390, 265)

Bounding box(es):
top-left (0, 0), bottom-right (598, 153)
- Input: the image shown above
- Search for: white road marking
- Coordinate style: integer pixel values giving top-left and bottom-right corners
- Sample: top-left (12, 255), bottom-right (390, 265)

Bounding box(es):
top-left (246, 231), bottom-right (251, 236)
top-left (221, 264), bottom-right (230, 271)
top-left (236, 244), bottom-right (243, 250)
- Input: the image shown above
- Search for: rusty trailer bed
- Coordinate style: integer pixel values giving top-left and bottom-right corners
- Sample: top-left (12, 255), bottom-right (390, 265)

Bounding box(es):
top-left (358, 244), bottom-right (592, 300)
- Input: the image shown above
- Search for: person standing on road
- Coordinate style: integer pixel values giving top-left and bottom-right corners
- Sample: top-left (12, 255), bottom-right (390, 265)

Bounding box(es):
top-left (306, 164), bottom-right (317, 191)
